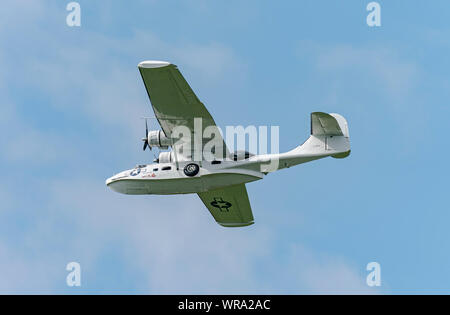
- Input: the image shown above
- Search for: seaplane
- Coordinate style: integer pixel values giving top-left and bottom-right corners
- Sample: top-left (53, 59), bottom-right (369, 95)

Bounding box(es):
top-left (106, 61), bottom-right (351, 227)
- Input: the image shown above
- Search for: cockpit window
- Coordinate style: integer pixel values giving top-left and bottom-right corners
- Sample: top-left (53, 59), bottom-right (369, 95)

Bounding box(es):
top-left (231, 151), bottom-right (254, 161)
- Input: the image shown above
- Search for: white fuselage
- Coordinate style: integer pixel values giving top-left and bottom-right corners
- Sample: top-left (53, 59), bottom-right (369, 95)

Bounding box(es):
top-left (106, 159), bottom-right (265, 195)
top-left (106, 132), bottom-right (351, 195)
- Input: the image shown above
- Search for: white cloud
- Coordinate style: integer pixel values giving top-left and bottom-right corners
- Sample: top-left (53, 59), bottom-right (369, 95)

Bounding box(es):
top-left (316, 45), bottom-right (418, 104)
top-left (0, 238), bottom-right (86, 294)
top-left (44, 177), bottom-right (270, 293)
top-left (295, 40), bottom-right (429, 154)
top-left (0, 103), bottom-right (71, 165)
top-left (0, 27), bottom-right (243, 140)
top-left (284, 245), bottom-right (377, 294)
top-left (0, 174), bottom-right (372, 293)
top-left (297, 40), bottom-right (419, 105)
top-left (0, 173), bottom-right (372, 293)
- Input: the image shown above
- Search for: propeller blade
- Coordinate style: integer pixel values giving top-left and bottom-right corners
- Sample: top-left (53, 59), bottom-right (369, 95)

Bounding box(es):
top-left (142, 119), bottom-right (151, 151)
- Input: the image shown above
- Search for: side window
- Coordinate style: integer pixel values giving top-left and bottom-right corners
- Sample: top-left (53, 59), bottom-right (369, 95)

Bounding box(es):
top-left (162, 166), bottom-right (171, 171)
top-left (153, 168), bottom-right (158, 172)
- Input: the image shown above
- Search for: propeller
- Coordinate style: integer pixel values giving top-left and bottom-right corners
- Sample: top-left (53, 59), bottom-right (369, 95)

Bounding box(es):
top-left (142, 119), bottom-right (150, 151)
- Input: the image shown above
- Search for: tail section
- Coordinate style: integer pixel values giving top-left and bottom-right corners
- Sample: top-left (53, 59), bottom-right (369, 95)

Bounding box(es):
top-left (310, 112), bottom-right (350, 158)
top-left (300, 112), bottom-right (350, 157)
top-left (259, 112), bottom-right (350, 172)
top-left (273, 112), bottom-right (350, 170)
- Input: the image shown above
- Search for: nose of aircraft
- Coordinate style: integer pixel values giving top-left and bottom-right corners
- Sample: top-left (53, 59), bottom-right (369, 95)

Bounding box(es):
top-left (105, 176), bottom-right (126, 194)
top-left (105, 176), bottom-right (114, 186)
top-left (105, 173), bottom-right (128, 194)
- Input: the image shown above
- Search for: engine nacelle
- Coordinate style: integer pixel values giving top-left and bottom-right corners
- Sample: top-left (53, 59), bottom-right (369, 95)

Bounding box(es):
top-left (158, 151), bottom-right (174, 164)
top-left (147, 130), bottom-right (171, 149)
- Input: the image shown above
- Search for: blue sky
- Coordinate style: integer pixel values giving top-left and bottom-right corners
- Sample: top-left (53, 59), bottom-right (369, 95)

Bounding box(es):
top-left (0, 0), bottom-right (449, 293)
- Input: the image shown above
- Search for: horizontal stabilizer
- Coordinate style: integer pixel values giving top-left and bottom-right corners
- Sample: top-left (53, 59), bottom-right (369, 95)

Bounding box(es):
top-left (311, 112), bottom-right (344, 136)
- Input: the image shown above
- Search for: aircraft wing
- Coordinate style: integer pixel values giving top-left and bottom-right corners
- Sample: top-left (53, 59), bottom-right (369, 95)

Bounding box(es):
top-left (198, 184), bottom-right (254, 227)
top-left (138, 61), bottom-right (229, 160)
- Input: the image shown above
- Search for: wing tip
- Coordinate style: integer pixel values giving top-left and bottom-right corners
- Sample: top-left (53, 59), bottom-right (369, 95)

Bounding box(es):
top-left (218, 221), bottom-right (254, 228)
top-left (138, 60), bottom-right (171, 69)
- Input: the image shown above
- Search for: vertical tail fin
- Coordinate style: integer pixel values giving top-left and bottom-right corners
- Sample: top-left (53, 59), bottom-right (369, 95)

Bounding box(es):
top-left (315, 112), bottom-right (351, 158)
top-left (293, 112), bottom-right (351, 158)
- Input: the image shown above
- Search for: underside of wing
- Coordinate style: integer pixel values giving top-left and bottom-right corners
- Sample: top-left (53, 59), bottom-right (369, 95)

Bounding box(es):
top-left (198, 184), bottom-right (254, 227)
top-left (138, 61), bottom-right (229, 160)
